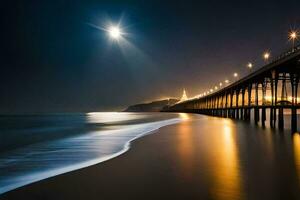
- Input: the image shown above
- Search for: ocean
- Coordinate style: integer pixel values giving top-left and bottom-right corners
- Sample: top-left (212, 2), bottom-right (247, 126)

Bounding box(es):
top-left (0, 112), bottom-right (182, 194)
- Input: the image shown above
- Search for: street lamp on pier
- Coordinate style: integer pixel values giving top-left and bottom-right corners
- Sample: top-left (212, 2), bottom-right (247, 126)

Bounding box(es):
top-left (263, 52), bottom-right (270, 62)
top-left (289, 31), bottom-right (298, 51)
top-left (247, 62), bottom-right (253, 72)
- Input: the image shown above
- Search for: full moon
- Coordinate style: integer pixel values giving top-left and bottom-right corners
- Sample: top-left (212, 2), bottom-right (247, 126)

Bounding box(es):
top-left (108, 26), bottom-right (121, 39)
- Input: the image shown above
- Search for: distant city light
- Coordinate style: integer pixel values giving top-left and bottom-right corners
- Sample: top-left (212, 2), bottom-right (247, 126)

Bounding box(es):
top-left (225, 79), bottom-right (229, 84)
top-left (219, 82), bottom-right (223, 87)
top-left (214, 86), bottom-right (218, 90)
top-left (263, 52), bottom-right (270, 60)
top-left (233, 73), bottom-right (238, 77)
top-left (210, 89), bottom-right (213, 92)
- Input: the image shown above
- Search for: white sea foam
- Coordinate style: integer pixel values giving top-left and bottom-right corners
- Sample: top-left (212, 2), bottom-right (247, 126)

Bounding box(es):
top-left (0, 113), bottom-right (182, 195)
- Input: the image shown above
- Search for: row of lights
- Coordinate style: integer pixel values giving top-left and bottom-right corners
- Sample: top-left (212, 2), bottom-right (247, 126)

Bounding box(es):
top-left (197, 30), bottom-right (299, 98)
top-left (105, 25), bottom-right (299, 100)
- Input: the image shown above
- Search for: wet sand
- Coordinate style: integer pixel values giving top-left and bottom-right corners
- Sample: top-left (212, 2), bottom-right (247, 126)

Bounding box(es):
top-left (1, 114), bottom-right (300, 200)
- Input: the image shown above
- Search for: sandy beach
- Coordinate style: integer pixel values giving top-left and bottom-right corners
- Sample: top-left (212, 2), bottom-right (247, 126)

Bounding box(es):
top-left (1, 114), bottom-right (300, 200)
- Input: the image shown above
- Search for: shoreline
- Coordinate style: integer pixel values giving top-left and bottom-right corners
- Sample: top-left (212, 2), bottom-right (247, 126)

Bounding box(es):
top-left (0, 121), bottom-right (183, 200)
top-left (1, 114), bottom-right (300, 200)
top-left (0, 117), bottom-right (183, 196)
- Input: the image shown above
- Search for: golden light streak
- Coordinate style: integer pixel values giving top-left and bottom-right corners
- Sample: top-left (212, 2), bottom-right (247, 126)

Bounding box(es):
top-left (179, 113), bottom-right (190, 120)
top-left (210, 121), bottom-right (243, 200)
top-left (293, 134), bottom-right (300, 184)
top-left (176, 116), bottom-right (194, 180)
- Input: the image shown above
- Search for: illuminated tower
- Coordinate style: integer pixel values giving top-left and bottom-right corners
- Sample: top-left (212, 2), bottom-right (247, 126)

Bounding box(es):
top-left (181, 89), bottom-right (188, 101)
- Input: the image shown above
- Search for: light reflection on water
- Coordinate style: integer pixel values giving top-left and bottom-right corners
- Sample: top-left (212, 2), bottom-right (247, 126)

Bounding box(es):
top-left (174, 114), bottom-right (300, 200)
top-left (1, 113), bottom-right (300, 199)
top-left (86, 112), bottom-right (144, 124)
top-left (293, 133), bottom-right (300, 184)
top-left (175, 117), bottom-right (243, 199)
top-left (177, 114), bottom-right (194, 179)
top-left (210, 121), bottom-right (242, 200)
top-left (178, 113), bottom-right (190, 120)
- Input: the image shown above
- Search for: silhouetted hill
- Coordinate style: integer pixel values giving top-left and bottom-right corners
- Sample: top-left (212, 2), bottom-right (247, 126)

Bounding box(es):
top-left (124, 99), bottom-right (179, 112)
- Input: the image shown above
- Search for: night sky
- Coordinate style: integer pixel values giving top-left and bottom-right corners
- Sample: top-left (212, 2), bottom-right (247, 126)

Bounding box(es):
top-left (1, 0), bottom-right (300, 113)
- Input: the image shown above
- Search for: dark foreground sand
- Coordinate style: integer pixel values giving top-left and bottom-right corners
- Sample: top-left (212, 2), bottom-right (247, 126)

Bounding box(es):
top-left (1, 114), bottom-right (300, 200)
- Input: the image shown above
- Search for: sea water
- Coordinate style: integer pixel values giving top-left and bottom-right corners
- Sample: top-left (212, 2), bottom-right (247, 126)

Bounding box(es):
top-left (0, 112), bottom-right (182, 194)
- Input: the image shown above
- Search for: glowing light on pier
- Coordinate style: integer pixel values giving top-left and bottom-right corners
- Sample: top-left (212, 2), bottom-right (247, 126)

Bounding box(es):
top-left (225, 80), bottom-right (229, 84)
top-left (233, 73), bottom-right (238, 78)
top-left (289, 30), bottom-right (299, 50)
top-left (247, 62), bottom-right (253, 69)
top-left (263, 52), bottom-right (270, 60)
top-left (215, 86), bottom-right (218, 90)
top-left (289, 31), bottom-right (298, 40)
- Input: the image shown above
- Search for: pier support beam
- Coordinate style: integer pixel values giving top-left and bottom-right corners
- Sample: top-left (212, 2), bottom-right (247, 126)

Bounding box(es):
top-left (247, 84), bottom-right (252, 121)
top-left (261, 81), bottom-right (267, 127)
top-left (230, 91), bottom-right (234, 118)
top-left (274, 76), bottom-right (278, 126)
top-left (241, 88), bottom-right (245, 120)
top-left (225, 93), bottom-right (228, 118)
top-left (291, 74), bottom-right (299, 132)
top-left (278, 107), bottom-right (284, 130)
top-left (270, 74), bottom-right (275, 127)
top-left (254, 83), bottom-right (259, 124)
top-left (236, 89), bottom-right (240, 119)
top-left (279, 73), bottom-right (287, 130)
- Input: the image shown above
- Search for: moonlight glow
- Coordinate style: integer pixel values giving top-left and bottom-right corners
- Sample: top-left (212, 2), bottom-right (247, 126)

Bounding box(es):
top-left (108, 26), bottom-right (122, 39)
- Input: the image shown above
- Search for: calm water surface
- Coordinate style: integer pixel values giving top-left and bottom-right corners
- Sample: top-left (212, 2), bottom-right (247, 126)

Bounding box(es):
top-left (0, 112), bottom-right (182, 194)
top-left (1, 112), bottom-right (300, 200)
top-left (171, 113), bottom-right (300, 200)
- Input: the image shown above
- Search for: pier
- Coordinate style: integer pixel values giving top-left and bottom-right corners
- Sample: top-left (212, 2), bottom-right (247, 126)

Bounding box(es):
top-left (165, 45), bottom-right (300, 132)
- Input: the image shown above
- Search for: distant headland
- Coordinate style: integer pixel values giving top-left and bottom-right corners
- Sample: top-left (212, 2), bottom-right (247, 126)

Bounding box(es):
top-left (124, 99), bottom-right (179, 112)
top-left (124, 89), bottom-right (188, 112)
